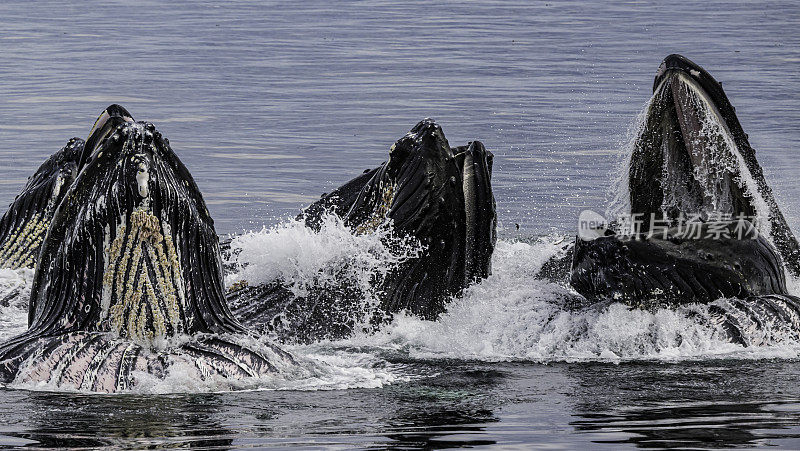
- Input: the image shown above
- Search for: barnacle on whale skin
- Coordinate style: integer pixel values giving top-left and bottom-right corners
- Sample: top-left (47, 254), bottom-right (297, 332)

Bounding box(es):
top-left (101, 208), bottom-right (185, 345)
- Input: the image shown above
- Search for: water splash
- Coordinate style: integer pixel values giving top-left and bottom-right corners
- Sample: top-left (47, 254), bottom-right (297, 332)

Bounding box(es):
top-left (674, 73), bottom-right (771, 227)
top-left (0, 267), bottom-right (33, 342)
top-left (334, 237), bottom-right (800, 362)
top-left (605, 96), bottom-right (653, 221)
top-left (224, 214), bottom-right (422, 300)
top-left (1, 226), bottom-right (799, 394)
top-left (219, 211), bottom-right (800, 362)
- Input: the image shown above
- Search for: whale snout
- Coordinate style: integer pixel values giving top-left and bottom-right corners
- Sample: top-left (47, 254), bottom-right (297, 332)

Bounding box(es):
top-left (653, 54), bottom-right (706, 92)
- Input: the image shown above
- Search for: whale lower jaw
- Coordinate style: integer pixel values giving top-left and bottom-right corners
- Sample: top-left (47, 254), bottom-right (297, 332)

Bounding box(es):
top-left (4, 332), bottom-right (293, 392)
top-left (570, 221), bottom-right (787, 306)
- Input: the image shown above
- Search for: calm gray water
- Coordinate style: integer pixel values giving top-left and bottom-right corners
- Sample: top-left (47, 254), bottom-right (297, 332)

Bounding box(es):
top-left (1, 0), bottom-right (800, 449)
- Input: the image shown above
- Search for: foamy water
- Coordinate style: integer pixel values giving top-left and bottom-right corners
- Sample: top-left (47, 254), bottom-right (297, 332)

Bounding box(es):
top-left (221, 217), bottom-right (800, 364)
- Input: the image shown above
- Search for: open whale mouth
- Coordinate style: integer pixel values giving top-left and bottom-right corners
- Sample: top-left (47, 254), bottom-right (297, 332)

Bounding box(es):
top-left (626, 54), bottom-right (800, 275)
top-left (630, 54), bottom-right (758, 226)
top-left (571, 55), bottom-right (800, 307)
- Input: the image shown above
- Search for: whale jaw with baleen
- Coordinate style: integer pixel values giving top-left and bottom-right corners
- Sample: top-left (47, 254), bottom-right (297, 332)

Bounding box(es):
top-left (627, 54), bottom-right (800, 275)
top-left (571, 54), bottom-right (799, 309)
top-left (0, 116), bottom-right (292, 392)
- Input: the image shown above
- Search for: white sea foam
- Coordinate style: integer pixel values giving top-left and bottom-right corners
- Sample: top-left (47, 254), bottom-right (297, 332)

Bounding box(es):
top-left (219, 213), bottom-right (800, 363)
top-left (4, 225), bottom-right (799, 396)
top-left (0, 267), bottom-right (33, 342)
top-left (313, 237), bottom-right (800, 362)
top-left (224, 214), bottom-right (421, 300)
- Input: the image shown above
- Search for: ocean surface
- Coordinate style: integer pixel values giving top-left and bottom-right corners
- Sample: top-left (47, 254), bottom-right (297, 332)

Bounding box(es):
top-left (1, 0), bottom-right (799, 448)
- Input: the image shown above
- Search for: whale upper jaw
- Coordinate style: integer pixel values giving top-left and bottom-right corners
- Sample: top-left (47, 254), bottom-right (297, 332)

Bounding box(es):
top-left (77, 104), bottom-right (134, 170)
top-left (653, 54), bottom-right (745, 139)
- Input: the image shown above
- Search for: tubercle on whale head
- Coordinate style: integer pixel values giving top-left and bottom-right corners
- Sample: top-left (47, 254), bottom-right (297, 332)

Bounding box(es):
top-left (27, 119), bottom-right (244, 346)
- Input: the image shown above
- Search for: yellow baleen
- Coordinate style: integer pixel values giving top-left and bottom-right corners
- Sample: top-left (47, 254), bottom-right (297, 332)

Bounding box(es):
top-left (101, 208), bottom-right (185, 343)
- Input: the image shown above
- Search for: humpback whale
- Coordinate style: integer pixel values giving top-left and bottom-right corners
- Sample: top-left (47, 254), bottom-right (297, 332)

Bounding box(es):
top-left (0, 105), bottom-right (134, 271)
top-left (0, 138), bottom-right (83, 269)
top-left (0, 111), bottom-right (294, 392)
top-left (227, 119), bottom-right (496, 342)
top-left (568, 55), bottom-right (800, 342)
top-left (627, 54), bottom-right (800, 275)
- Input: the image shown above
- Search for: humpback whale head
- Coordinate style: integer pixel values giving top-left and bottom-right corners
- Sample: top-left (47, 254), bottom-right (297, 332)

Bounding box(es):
top-left (628, 54), bottom-right (800, 275)
top-left (0, 110), bottom-right (294, 391)
top-left (345, 119), bottom-right (496, 318)
top-left (27, 118), bottom-right (243, 343)
top-left (571, 55), bottom-right (800, 308)
top-left (0, 138), bottom-right (84, 269)
top-left (269, 119), bottom-right (496, 339)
